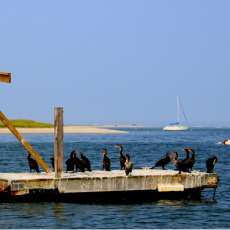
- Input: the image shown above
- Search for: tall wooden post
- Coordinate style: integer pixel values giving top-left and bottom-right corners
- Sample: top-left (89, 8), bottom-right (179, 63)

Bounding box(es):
top-left (54, 107), bottom-right (64, 178)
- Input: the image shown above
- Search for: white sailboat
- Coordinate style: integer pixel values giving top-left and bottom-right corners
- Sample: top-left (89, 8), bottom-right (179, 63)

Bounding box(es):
top-left (163, 96), bottom-right (190, 131)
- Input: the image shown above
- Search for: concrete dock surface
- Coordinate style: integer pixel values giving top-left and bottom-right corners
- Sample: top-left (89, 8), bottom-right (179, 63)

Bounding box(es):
top-left (0, 169), bottom-right (218, 202)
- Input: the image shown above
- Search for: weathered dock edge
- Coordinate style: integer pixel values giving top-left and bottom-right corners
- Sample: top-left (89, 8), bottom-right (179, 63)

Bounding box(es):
top-left (0, 169), bottom-right (219, 203)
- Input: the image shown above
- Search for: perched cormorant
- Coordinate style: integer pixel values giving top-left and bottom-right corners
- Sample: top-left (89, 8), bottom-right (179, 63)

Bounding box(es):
top-left (175, 149), bottom-right (190, 173)
top-left (75, 156), bottom-right (85, 172)
top-left (66, 150), bottom-right (85, 172)
top-left (66, 150), bottom-right (76, 172)
top-left (72, 151), bottom-right (85, 172)
top-left (175, 148), bottom-right (196, 173)
top-left (50, 157), bottom-right (54, 170)
top-left (151, 152), bottom-right (173, 170)
top-left (27, 153), bottom-right (40, 173)
top-left (206, 156), bottom-right (218, 173)
top-left (186, 151), bottom-right (196, 172)
top-left (102, 148), bottom-right (111, 171)
top-left (124, 153), bottom-right (133, 176)
top-left (80, 152), bottom-right (92, 171)
top-left (115, 144), bottom-right (126, 170)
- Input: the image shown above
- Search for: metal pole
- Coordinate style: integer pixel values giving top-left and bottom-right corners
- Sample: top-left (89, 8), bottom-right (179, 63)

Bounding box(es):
top-left (177, 96), bottom-right (180, 123)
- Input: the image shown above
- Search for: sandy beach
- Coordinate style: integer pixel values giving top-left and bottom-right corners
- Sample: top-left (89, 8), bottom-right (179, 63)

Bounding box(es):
top-left (0, 126), bottom-right (128, 134)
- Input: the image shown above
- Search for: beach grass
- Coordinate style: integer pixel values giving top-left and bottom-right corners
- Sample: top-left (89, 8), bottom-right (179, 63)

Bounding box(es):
top-left (0, 119), bottom-right (53, 128)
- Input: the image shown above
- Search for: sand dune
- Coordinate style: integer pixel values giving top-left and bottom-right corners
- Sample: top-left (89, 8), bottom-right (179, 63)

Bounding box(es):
top-left (0, 126), bottom-right (127, 134)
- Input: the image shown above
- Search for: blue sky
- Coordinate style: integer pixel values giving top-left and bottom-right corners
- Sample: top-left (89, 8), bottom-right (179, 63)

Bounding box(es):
top-left (1, 0), bottom-right (230, 126)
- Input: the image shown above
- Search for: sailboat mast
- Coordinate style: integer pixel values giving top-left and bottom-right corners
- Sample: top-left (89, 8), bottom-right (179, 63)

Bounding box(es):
top-left (177, 96), bottom-right (180, 123)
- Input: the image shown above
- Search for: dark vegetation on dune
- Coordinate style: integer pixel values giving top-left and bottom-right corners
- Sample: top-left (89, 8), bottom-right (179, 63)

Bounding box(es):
top-left (0, 119), bottom-right (53, 128)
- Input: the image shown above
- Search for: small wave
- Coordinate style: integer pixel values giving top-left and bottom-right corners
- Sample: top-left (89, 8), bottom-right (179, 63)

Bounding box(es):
top-left (216, 142), bottom-right (223, 145)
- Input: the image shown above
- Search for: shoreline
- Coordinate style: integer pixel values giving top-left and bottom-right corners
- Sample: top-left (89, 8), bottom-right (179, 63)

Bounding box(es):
top-left (0, 126), bottom-right (128, 134)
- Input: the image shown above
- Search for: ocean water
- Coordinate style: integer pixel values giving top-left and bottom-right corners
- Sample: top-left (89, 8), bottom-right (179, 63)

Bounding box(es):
top-left (0, 128), bottom-right (229, 228)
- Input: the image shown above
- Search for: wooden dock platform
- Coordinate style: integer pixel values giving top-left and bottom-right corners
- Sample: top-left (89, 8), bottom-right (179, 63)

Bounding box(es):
top-left (0, 169), bottom-right (219, 203)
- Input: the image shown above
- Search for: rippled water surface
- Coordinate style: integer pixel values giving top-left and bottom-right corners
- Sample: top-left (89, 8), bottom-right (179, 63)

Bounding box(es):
top-left (0, 128), bottom-right (229, 228)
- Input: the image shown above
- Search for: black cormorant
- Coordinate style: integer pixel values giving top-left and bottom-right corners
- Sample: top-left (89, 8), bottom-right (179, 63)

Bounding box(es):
top-left (206, 156), bottom-right (218, 173)
top-left (151, 152), bottom-right (174, 170)
top-left (176, 148), bottom-right (196, 173)
top-left (80, 152), bottom-right (92, 171)
top-left (115, 144), bottom-right (126, 170)
top-left (50, 157), bottom-right (54, 170)
top-left (27, 153), bottom-right (40, 173)
top-left (102, 148), bottom-right (111, 171)
top-left (66, 150), bottom-right (76, 172)
top-left (124, 153), bottom-right (133, 176)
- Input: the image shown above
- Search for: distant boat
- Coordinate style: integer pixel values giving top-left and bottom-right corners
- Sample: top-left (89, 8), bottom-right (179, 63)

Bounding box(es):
top-left (222, 139), bottom-right (230, 145)
top-left (163, 96), bottom-right (190, 131)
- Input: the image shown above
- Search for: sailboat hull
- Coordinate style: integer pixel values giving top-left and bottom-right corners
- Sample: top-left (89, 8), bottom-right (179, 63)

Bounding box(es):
top-left (163, 124), bottom-right (190, 131)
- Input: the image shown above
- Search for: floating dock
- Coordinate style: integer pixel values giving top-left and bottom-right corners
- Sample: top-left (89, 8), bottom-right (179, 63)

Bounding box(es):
top-left (0, 73), bottom-right (220, 203)
top-left (0, 169), bottom-right (218, 203)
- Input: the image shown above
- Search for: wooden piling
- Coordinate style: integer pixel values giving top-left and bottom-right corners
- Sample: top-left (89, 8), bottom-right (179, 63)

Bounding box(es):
top-left (0, 72), bottom-right (11, 83)
top-left (54, 107), bottom-right (64, 178)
